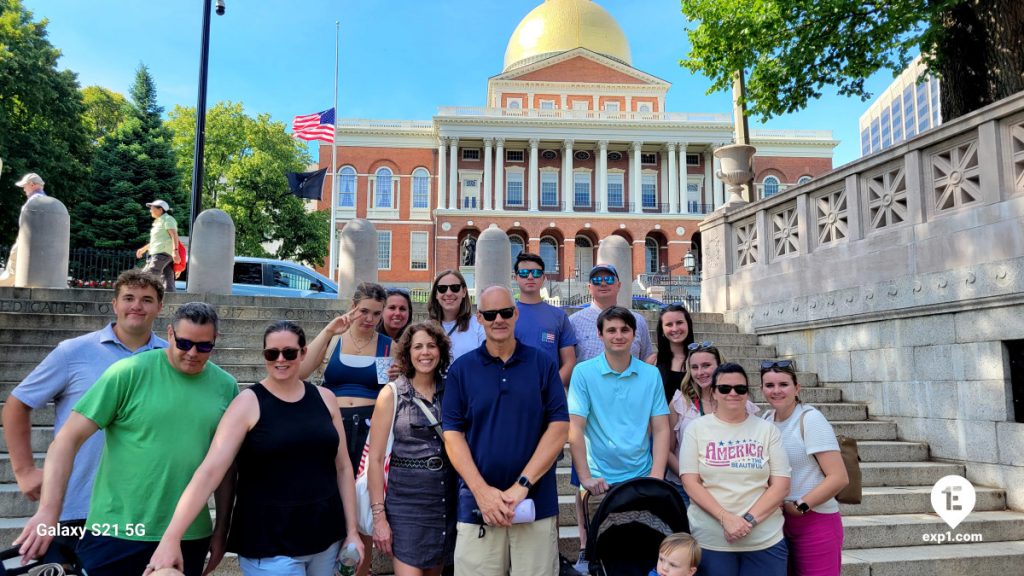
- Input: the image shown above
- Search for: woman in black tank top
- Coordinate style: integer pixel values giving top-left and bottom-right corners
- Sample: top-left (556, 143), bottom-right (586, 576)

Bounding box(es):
top-left (145, 321), bottom-right (363, 576)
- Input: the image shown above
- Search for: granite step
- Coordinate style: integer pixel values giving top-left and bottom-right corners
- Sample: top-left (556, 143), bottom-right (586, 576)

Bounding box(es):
top-left (3, 345), bottom-right (278, 366)
top-left (0, 288), bottom-right (350, 310)
top-left (841, 541), bottom-right (1024, 576)
top-left (841, 511), bottom-right (1024, 549)
top-left (0, 454), bottom-right (46, 483)
top-left (0, 363), bottom-right (269, 384)
top-left (754, 402), bottom-right (868, 421)
top-left (831, 420), bottom-right (898, 441)
top-left (0, 314), bottom-right (334, 334)
top-left (749, 386), bottom-right (842, 403)
top-left (687, 331), bottom-right (760, 346)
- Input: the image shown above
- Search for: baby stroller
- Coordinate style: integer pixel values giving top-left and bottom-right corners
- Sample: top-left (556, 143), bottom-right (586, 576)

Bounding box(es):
top-left (581, 477), bottom-right (689, 576)
top-left (0, 544), bottom-right (87, 576)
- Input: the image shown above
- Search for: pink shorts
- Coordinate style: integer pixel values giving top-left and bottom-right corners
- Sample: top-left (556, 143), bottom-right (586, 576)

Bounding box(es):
top-left (782, 510), bottom-right (843, 576)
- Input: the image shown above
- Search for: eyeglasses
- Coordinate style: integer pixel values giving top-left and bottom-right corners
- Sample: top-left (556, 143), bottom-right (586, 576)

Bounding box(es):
top-left (760, 360), bottom-right (794, 370)
top-left (688, 341), bottom-right (715, 351)
top-left (263, 347), bottom-right (301, 361)
top-left (479, 307), bottom-right (515, 322)
top-left (436, 283), bottom-right (463, 294)
top-left (714, 384), bottom-right (749, 395)
top-left (516, 269), bottom-right (544, 279)
top-left (590, 275), bottom-right (617, 286)
top-left (172, 331), bottom-right (215, 353)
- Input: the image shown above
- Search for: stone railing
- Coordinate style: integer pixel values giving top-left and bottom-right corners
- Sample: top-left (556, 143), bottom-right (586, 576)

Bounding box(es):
top-left (437, 106), bottom-right (731, 124)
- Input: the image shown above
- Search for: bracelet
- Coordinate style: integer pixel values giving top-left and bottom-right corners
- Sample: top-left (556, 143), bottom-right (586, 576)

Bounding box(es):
top-left (371, 502), bottom-right (384, 507)
top-left (717, 509), bottom-right (728, 525)
top-left (370, 504), bottom-right (385, 512)
top-left (372, 509), bottom-right (386, 516)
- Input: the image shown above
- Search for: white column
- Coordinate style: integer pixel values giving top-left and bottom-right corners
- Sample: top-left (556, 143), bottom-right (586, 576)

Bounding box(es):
top-left (563, 139), bottom-right (574, 211)
top-left (703, 147), bottom-right (713, 213)
top-left (483, 138), bottom-right (494, 211)
top-left (679, 144), bottom-right (689, 213)
top-left (598, 140), bottom-right (609, 213)
top-left (437, 138), bottom-right (447, 210)
top-left (666, 142), bottom-right (678, 213)
top-left (448, 138), bottom-right (459, 210)
top-left (711, 143), bottom-right (724, 209)
top-left (494, 139), bottom-right (505, 209)
top-left (631, 141), bottom-right (643, 213)
top-left (528, 138), bottom-right (540, 211)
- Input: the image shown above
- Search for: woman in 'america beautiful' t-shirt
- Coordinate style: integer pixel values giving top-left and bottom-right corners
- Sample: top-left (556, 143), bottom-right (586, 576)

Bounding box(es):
top-left (681, 363), bottom-right (791, 576)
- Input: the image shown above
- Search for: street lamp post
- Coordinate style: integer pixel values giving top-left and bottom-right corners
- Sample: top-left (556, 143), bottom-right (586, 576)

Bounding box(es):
top-left (188, 0), bottom-right (225, 244)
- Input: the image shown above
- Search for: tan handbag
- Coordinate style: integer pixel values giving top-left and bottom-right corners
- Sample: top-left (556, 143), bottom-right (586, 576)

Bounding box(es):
top-left (798, 408), bottom-right (862, 505)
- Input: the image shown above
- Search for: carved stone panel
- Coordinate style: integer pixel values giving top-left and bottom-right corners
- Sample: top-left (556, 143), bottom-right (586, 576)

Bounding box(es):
top-left (931, 139), bottom-right (981, 212)
top-left (769, 205), bottom-right (799, 260)
top-left (813, 185), bottom-right (848, 247)
top-left (734, 218), bottom-right (758, 268)
top-left (1012, 120), bottom-right (1024, 196)
top-left (864, 163), bottom-right (908, 233)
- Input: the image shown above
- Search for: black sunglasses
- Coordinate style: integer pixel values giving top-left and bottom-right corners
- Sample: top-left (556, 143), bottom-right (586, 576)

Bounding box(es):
top-left (714, 384), bottom-right (749, 395)
top-left (760, 360), bottom-right (794, 370)
top-left (479, 307), bottom-right (515, 322)
top-left (517, 269), bottom-right (544, 279)
top-left (688, 341), bottom-right (715, 351)
top-left (263, 347), bottom-right (301, 361)
top-left (436, 283), bottom-right (463, 294)
top-left (172, 330), bottom-right (215, 353)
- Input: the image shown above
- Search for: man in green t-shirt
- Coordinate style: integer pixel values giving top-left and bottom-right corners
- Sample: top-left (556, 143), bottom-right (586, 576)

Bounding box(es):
top-left (136, 199), bottom-right (180, 292)
top-left (15, 302), bottom-right (238, 576)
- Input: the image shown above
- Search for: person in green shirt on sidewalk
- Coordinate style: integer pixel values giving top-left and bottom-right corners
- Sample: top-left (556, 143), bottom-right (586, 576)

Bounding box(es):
top-left (14, 302), bottom-right (239, 576)
top-left (137, 199), bottom-right (180, 292)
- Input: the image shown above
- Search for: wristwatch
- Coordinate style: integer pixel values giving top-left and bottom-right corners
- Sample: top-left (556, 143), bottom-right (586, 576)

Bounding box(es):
top-left (742, 512), bottom-right (758, 527)
top-left (517, 475), bottom-right (533, 489)
top-left (795, 500), bottom-right (810, 514)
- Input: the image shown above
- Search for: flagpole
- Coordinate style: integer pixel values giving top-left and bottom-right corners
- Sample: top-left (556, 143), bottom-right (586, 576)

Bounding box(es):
top-left (328, 21), bottom-right (340, 282)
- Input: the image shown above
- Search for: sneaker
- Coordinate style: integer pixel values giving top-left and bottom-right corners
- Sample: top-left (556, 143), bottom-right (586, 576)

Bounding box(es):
top-left (573, 550), bottom-right (590, 575)
top-left (559, 553), bottom-right (584, 576)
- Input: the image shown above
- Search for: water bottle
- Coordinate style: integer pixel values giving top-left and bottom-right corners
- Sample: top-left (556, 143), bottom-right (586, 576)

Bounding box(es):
top-left (336, 542), bottom-right (360, 576)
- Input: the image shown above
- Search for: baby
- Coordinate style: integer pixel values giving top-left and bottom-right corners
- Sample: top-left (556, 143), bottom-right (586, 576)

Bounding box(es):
top-left (649, 532), bottom-right (701, 576)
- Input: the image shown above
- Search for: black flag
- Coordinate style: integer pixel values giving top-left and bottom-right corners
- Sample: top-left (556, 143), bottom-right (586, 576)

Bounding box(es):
top-left (286, 168), bottom-right (327, 200)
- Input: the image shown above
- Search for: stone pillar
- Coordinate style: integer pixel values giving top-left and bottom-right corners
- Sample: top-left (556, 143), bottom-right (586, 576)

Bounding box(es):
top-left (678, 142), bottom-right (689, 213)
top-left (483, 138), bottom-right (494, 211)
top-left (631, 141), bottom-right (643, 213)
top-left (703, 147), bottom-right (714, 213)
top-left (475, 225), bottom-right (512, 294)
top-left (337, 218), bottom-right (378, 302)
top-left (448, 138), bottom-right (459, 210)
top-left (14, 195), bottom-right (69, 288)
top-left (437, 138), bottom-right (447, 210)
top-left (597, 234), bottom-right (633, 308)
top-left (186, 209), bottom-right (235, 295)
top-left (528, 139), bottom-right (540, 211)
top-left (698, 210), bottom-right (728, 312)
top-left (666, 142), bottom-right (678, 213)
top-left (598, 140), bottom-right (609, 213)
top-left (563, 139), bottom-right (574, 211)
top-left (494, 139), bottom-right (505, 209)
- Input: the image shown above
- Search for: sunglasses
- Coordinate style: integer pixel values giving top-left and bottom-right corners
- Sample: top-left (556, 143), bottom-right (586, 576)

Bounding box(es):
top-left (172, 331), bottom-right (215, 353)
top-left (590, 275), bottom-right (617, 286)
top-left (517, 269), bottom-right (544, 279)
top-left (688, 341), bottom-right (715, 351)
top-left (714, 384), bottom-right (749, 395)
top-left (760, 360), bottom-right (794, 370)
top-left (436, 283), bottom-right (463, 294)
top-left (479, 307), bottom-right (515, 321)
top-left (263, 347), bottom-right (301, 361)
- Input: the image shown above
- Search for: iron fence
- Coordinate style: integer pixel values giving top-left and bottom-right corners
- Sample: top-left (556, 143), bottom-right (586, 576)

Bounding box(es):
top-left (3, 245), bottom-right (140, 289)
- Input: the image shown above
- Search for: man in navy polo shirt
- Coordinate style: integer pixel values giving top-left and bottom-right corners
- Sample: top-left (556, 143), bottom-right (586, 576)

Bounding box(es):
top-left (442, 286), bottom-right (569, 576)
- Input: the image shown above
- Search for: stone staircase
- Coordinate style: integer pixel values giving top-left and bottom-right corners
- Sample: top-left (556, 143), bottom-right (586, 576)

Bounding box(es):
top-left (1, 289), bottom-right (1023, 575)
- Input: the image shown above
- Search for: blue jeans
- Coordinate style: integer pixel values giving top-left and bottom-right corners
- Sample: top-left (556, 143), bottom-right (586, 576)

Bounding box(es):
top-left (239, 540), bottom-right (340, 576)
top-left (77, 533), bottom-right (210, 576)
top-left (697, 538), bottom-right (788, 576)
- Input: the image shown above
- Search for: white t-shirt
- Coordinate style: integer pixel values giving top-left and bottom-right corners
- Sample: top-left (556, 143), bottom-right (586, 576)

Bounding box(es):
top-left (768, 404), bottom-right (841, 514)
top-left (442, 316), bottom-right (486, 360)
top-left (681, 413), bottom-right (791, 552)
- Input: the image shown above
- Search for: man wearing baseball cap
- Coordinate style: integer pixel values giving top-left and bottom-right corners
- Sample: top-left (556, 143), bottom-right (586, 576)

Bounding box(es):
top-left (136, 200), bottom-right (180, 292)
top-left (0, 173), bottom-right (49, 287)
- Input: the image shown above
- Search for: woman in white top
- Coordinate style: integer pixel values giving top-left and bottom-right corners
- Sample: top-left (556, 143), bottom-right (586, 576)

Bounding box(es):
top-left (426, 270), bottom-right (484, 361)
top-left (681, 363), bottom-right (790, 576)
top-left (761, 360), bottom-right (847, 576)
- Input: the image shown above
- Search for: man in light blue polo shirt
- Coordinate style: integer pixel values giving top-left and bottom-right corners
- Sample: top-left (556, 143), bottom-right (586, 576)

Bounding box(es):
top-left (568, 305), bottom-right (670, 565)
top-left (2, 269), bottom-right (166, 555)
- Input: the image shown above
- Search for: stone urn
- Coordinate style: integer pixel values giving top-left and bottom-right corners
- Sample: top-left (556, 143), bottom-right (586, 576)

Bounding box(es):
top-left (714, 143), bottom-right (757, 207)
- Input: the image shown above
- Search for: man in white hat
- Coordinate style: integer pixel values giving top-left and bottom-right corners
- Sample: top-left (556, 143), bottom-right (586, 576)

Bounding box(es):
top-left (0, 173), bottom-right (49, 287)
top-left (136, 199), bottom-right (180, 292)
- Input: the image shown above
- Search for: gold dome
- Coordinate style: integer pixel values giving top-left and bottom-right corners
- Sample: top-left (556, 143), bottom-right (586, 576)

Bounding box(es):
top-left (503, 0), bottom-right (632, 72)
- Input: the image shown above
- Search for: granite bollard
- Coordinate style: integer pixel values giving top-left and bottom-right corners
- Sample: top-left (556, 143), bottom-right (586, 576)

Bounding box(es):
top-left (475, 225), bottom-right (512, 295)
top-left (338, 218), bottom-right (377, 302)
top-left (186, 209), bottom-right (235, 294)
top-left (15, 195), bottom-right (70, 288)
top-left (597, 234), bottom-right (632, 308)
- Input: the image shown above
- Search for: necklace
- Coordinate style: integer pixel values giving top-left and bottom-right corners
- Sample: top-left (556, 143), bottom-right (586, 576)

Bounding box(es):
top-left (350, 331), bottom-right (374, 354)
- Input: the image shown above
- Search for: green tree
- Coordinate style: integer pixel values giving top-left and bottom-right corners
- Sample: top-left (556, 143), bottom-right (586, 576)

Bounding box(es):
top-left (74, 64), bottom-right (181, 250)
top-left (166, 101), bottom-right (329, 265)
top-left (81, 86), bottom-right (130, 143)
top-left (0, 0), bottom-right (91, 246)
top-left (680, 0), bottom-right (1024, 121)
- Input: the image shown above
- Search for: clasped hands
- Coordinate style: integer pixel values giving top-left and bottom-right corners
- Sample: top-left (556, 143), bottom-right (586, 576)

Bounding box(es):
top-left (475, 483), bottom-right (528, 527)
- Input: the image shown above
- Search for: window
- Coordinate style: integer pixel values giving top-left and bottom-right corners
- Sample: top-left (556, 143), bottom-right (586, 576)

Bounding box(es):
top-left (645, 238), bottom-right (658, 274)
top-left (510, 235), bottom-right (525, 262)
top-left (763, 176), bottom-right (780, 198)
top-left (637, 103), bottom-right (652, 113)
top-left (506, 171), bottom-right (524, 206)
top-left (573, 172), bottom-right (591, 207)
top-left (270, 263), bottom-right (320, 291)
top-left (539, 100), bottom-right (555, 110)
top-left (374, 168), bottom-right (393, 208)
top-left (870, 118), bottom-right (881, 152)
top-left (607, 173), bottom-right (624, 208)
top-left (338, 166), bottom-right (356, 208)
top-left (377, 230), bottom-right (392, 270)
top-left (686, 183), bottom-right (702, 213)
top-left (891, 100), bottom-right (904, 143)
top-left (233, 262), bottom-right (263, 286)
top-left (642, 174), bottom-right (657, 208)
top-left (506, 150), bottom-right (524, 162)
top-left (860, 128), bottom-right (871, 156)
top-left (903, 86), bottom-right (917, 139)
top-left (880, 107), bottom-right (892, 148)
top-left (686, 154), bottom-right (700, 166)
top-left (574, 151), bottom-right (591, 161)
top-left (572, 101), bottom-right (589, 111)
top-left (603, 102), bottom-right (620, 112)
top-left (539, 236), bottom-right (559, 272)
top-left (461, 178), bottom-right (479, 209)
top-left (641, 153), bottom-right (657, 165)
top-left (541, 171), bottom-right (559, 207)
top-left (607, 151), bottom-right (623, 162)
top-left (412, 168), bottom-right (430, 209)
top-left (541, 150), bottom-right (558, 160)
top-left (462, 148), bottom-right (480, 161)
top-left (410, 232), bottom-right (428, 270)
top-left (507, 99), bottom-right (522, 109)
top-left (797, 176), bottom-right (812, 185)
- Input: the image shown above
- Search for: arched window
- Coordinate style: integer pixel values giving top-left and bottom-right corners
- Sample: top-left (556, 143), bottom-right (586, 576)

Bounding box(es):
top-left (539, 236), bottom-right (559, 273)
top-left (797, 176), bottom-right (812, 185)
top-left (375, 167), bottom-right (393, 208)
top-left (412, 168), bottom-right (430, 209)
top-left (338, 166), bottom-right (356, 207)
top-left (763, 176), bottom-right (780, 198)
top-left (645, 237), bottom-right (659, 274)
top-left (509, 235), bottom-right (525, 262)
top-left (574, 235), bottom-right (593, 275)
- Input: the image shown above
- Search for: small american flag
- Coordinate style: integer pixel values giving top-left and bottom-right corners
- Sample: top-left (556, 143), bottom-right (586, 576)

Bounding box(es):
top-left (292, 108), bottom-right (335, 143)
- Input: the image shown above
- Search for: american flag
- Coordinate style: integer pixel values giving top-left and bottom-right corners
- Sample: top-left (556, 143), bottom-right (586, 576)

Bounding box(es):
top-left (292, 108), bottom-right (335, 142)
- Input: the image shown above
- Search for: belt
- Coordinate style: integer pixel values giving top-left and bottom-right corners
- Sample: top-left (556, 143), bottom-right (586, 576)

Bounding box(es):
top-left (390, 455), bottom-right (446, 471)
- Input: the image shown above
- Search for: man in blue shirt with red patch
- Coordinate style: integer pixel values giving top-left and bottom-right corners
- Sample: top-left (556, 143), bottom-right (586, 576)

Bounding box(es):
top-left (442, 286), bottom-right (569, 576)
top-left (513, 252), bottom-right (577, 386)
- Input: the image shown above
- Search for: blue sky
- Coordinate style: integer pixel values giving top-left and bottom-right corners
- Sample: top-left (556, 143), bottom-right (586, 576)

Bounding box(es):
top-left (25, 0), bottom-right (903, 166)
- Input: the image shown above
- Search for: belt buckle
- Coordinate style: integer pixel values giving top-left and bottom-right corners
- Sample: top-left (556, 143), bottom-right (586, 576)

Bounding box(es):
top-left (426, 456), bottom-right (444, 471)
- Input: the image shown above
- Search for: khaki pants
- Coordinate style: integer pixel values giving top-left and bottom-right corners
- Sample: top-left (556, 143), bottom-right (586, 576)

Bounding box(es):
top-left (454, 515), bottom-right (559, 576)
